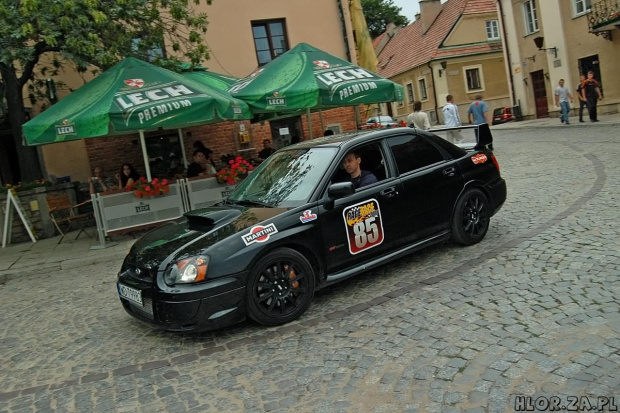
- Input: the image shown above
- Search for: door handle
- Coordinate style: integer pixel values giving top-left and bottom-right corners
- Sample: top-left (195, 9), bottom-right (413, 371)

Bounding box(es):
top-left (380, 187), bottom-right (398, 198)
top-left (443, 167), bottom-right (456, 177)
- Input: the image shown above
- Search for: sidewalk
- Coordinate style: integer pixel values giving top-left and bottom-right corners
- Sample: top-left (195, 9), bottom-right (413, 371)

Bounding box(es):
top-left (491, 111), bottom-right (620, 129)
top-left (0, 231), bottom-right (136, 283)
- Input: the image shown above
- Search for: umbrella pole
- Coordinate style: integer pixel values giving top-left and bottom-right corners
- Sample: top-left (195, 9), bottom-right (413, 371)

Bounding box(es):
top-left (306, 108), bottom-right (313, 140)
top-left (139, 130), bottom-right (152, 181)
top-left (178, 129), bottom-right (189, 168)
top-left (319, 110), bottom-right (325, 134)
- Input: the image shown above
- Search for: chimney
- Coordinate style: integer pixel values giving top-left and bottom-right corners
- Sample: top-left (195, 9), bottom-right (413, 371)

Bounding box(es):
top-left (415, 13), bottom-right (421, 21)
top-left (375, 23), bottom-right (400, 55)
top-left (419, 0), bottom-right (442, 34)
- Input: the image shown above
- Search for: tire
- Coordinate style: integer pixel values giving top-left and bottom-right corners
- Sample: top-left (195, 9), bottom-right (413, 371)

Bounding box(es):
top-left (246, 248), bottom-right (315, 326)
top-left (451, 188), bottom-right (490, 246)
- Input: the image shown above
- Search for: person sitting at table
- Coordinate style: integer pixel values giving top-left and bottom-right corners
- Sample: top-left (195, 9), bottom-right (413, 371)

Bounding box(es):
top-left (257, 139), bottom-right (275, 162)
top-left (117, 163), bottom-right (140, 190)
top-left (89, 165), bottom-right (116, 195)
top-left (187, 149), bottom-right (215, 178)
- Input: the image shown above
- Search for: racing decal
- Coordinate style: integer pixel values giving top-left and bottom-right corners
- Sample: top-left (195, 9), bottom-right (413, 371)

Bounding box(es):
top-left (242, 223), bottom-right (278, 246)
top-left (471, 154), bottom-right (488, 164)
top-left (299, 210), bottom-right (317, 224)
top-left (342, 199), bottom-right (384, 255)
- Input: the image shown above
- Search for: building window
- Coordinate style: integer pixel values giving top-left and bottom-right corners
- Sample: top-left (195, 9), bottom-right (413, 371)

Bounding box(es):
top-left (574, 0), bottom-right (591, 15)
top-left (418, 78), bottom-right (428, 100)
top-left (252, 19), bottom-right (289, 66)
top-left (486, 20), bottom-right (500, 40)
top-left (406, 83), bottom-right (414, 103)
top-left (464, 66), bottom-right (484, 92)
top-left (523, 0), bottom-right (539, 34)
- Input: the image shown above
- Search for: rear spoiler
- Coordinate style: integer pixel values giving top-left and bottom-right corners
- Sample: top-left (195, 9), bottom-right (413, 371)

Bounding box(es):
top-left (425, 124), bottom-right (493, 151)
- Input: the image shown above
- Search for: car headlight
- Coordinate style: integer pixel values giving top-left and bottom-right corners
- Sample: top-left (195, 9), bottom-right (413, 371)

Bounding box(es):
top-left (164, 255), bottom-right (209, 285)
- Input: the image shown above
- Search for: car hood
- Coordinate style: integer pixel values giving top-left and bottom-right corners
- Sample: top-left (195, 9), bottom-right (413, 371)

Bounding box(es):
top-left (127, 206), bottom-right (288, 269)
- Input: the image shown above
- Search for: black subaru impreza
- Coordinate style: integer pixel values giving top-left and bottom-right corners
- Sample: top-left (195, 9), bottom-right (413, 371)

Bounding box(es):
top-left (117, 125), bottom-right (506, 332)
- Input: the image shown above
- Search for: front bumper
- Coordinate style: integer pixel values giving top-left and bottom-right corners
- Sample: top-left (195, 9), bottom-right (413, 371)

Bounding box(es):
top-left (117, 268), bottom-right (248, 332)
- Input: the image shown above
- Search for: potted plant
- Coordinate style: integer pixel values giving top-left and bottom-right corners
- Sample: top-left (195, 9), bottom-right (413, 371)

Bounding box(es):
top-left (128, 177), bottom-right (170, 198)
top-left (216, 156), bottom-right (254, 185)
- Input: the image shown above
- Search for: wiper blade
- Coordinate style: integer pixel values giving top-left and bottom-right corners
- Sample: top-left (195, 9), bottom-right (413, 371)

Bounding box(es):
top-left (230, 199), bottom-right (274, 208)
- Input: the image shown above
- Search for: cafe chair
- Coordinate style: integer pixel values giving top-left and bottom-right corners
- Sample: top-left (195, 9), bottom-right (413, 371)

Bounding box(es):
top-left (45, 193), bottom-right (93, 242)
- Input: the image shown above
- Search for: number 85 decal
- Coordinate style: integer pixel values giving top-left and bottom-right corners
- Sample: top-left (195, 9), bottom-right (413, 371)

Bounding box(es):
top-left (343, 199), bottom-right (385, 255)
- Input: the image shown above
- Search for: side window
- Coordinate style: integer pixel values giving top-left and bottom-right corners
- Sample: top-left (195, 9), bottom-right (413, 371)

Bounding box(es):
top-left (331, 143), bottom-right (388, 188)
top-left (387, 135), bottom-right (445, 175)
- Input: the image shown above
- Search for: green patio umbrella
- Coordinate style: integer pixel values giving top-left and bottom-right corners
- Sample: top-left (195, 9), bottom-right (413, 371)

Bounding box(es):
top-left (180, 66), bottom-right (240, 92)
top-left (228, 43), bottom-right (404, 111)
top-left (23, 57), bottom-right (252, 179)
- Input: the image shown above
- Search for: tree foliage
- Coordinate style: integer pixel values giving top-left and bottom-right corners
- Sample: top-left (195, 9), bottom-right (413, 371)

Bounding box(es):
top-left (0, 0), bottom-right (213, 183)
top-left (361, 0), bottom-right (409, 38)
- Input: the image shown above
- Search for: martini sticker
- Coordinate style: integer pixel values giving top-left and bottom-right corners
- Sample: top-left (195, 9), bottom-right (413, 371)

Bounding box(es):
top-left (242, 224), bottom-right (278, 246)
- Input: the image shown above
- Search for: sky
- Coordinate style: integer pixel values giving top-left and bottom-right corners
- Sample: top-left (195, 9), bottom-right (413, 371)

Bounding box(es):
top-left (391, 0), bottom-right (448, 24)
top-left (391, 0), bottom-right (420, 22)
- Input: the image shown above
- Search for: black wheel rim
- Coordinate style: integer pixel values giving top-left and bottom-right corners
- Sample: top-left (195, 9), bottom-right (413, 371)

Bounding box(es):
top-left (461, 194), bottom-right (489, 238)
top-left (253, 259), bottom-right (309, 318)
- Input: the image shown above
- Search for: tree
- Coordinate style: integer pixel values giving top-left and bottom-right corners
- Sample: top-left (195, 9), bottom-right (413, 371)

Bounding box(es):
top-left (0, 0), bottom-right (212, 184)
top-left (361, 0), bottom-right (409, 38)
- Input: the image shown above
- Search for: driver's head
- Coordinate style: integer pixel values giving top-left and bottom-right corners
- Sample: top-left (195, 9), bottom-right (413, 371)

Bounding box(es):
top-left (343, 151), bottom-right (361, 177)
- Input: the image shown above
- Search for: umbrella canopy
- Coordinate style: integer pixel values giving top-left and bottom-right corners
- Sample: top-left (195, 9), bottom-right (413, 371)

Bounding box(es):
top-left (181, 67), bottom-right (240, 92)
top-left (23, 57), bottom-right (252, 146)
top-left (228, 43), bottom-right (404, 112)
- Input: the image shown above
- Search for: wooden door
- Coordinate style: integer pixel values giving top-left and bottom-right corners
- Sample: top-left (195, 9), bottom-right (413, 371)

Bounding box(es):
top-left (531, 70), bottom-right (549, 118)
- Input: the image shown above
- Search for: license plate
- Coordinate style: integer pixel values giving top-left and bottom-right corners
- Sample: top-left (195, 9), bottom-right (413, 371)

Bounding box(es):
top-left (221, 190), bottom-right (231, 198)
top-left (117, 283), bottom-right (143, 306)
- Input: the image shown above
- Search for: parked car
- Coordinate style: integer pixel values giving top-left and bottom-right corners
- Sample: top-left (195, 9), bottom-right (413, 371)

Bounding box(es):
top-left (364, 115), bottom-right (399, 128)
top-left (492, 107), bottom-right (515, 125)
top-left (117, 125), bottom-right (506, 332)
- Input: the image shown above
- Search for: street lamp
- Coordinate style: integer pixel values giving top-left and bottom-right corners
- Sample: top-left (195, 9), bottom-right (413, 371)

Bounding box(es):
top-left (533, 36), bottom-right (558, 59)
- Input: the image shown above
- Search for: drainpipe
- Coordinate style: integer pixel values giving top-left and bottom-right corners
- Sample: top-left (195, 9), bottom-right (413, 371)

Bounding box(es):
top-left (497, 0), bottom-right (516, 107)
top-left (338, 0), bottom-right (353, 62)
top-left (427, 62), bottom-right (439, 125)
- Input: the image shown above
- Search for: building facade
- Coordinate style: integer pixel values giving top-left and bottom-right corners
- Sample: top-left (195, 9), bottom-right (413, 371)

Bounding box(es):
top-left (375, 0), bottom-right (510, 126)
top-left (499, 0), bottom-right (620, 119)
top-left (31, 1), bottom-right (360, 183)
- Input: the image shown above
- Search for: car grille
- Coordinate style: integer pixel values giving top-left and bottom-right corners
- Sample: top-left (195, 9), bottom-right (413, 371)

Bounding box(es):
top-left (123, 263), bottom-right (155, 283)
top-left (129, 297), bottom-right (154, 320)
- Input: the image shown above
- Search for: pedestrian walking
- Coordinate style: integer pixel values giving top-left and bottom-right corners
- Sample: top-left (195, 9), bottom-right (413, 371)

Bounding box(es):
top-left (554, 79), bottom-right (573, 125)
top-left (442, 94), bottom-right (464, 144)
top-left (580, 71), bottom-right (603, 122)
top-left (467, 93), bottom-right (490, 126)
top-left (408, 101), bottom-right (431, 130)
top-left (576, 74), bottom-right (588, 123)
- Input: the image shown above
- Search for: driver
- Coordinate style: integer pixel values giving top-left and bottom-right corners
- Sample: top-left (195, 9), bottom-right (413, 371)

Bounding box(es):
top-left (342, 151), bottom-right (378, 189)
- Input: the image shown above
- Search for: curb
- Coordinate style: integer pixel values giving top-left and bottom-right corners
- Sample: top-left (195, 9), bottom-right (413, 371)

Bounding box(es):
top-left (492, 120), bottom-right (620, 131)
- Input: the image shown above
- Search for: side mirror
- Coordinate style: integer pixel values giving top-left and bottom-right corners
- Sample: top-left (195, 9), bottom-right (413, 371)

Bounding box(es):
top-left (327, 182), bottom-right (355, 199)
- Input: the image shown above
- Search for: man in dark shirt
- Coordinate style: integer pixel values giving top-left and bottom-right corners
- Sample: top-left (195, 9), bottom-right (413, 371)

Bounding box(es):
top-left (258, 139), bottom-right (275, 161)
top-left (342, 151), bottom-right (378, 189)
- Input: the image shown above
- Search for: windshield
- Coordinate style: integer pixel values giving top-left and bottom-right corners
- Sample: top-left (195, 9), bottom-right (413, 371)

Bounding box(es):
top-left (228, 147), bottom-right (338, 208)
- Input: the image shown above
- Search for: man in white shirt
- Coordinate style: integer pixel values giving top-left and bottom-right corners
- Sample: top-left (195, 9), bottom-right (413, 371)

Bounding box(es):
top-left (442, 95), bottom-right (464, 144)
top-left (554, 79), bottom-right (573, 125)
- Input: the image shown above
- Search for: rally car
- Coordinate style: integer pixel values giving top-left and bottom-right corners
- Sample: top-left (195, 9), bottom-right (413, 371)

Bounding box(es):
top-left (117, 125), bottom-right (506, 332)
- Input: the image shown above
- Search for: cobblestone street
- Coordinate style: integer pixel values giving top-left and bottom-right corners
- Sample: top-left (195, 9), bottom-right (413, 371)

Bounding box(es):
top-left (1, 123), bottom-right (619, 412)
